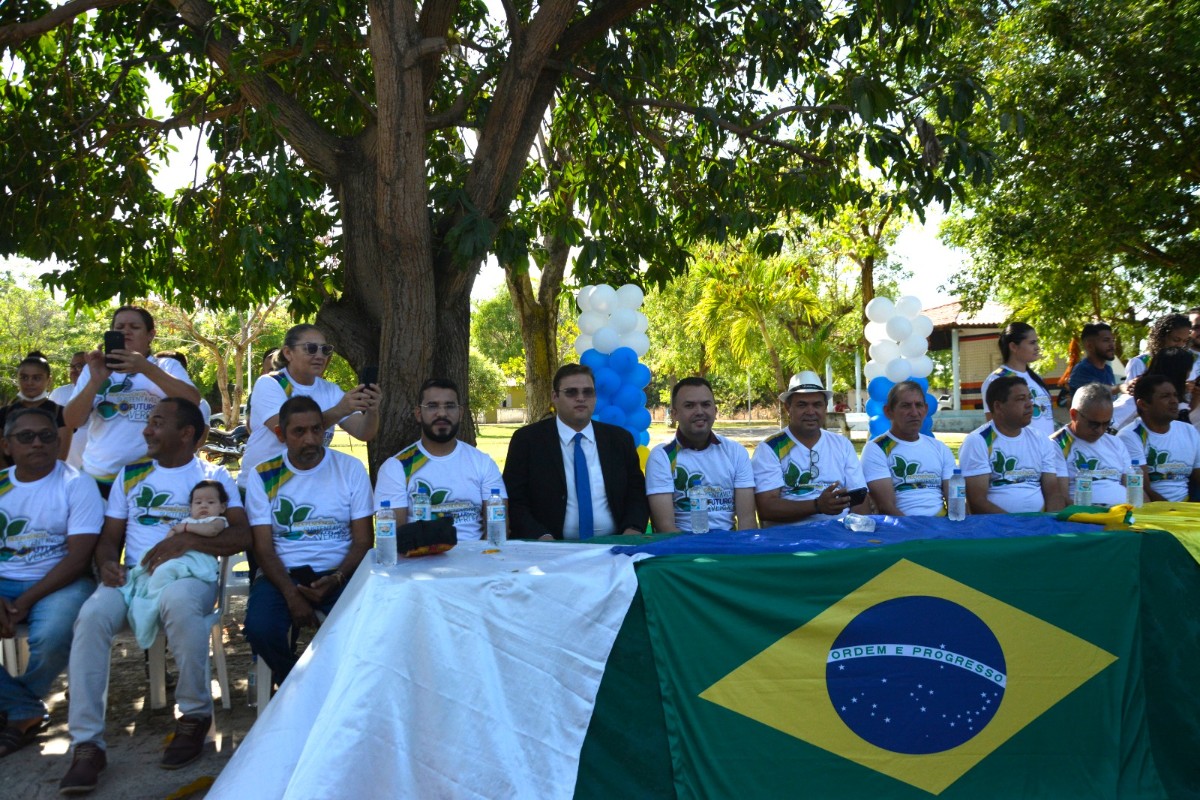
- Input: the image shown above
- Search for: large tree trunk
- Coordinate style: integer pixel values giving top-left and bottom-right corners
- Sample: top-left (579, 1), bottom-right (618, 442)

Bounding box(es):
top-left (508, 229), bottom-right (568, 422)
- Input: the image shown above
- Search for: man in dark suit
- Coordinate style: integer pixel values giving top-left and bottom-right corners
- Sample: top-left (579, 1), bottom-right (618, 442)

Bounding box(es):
top-left (504, 364), bottom-right (648, 539)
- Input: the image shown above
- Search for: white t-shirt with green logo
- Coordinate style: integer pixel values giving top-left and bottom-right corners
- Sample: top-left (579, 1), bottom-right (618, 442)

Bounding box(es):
top-left (1050, 427), bottom-right (1132, 507)
top-left (375, 441), bottom-right (506, 541)
top-left (980, 367), bottom-right (1056, 439)
top-left (751, 428), bottom-right (865, 525)
top-left (106, 457), bottom-right (241, 566)
top-left (860, 432), bottom-right (956, 516)
top-left (1117, 420), bottom-right (1200, 502)
top-left (72, 358), bottom-right (195, 481)
top-left (245, 449), bottom-right (373, 571)
top-left (646, 435), bottom-right (755, 531)
top-left (239, 370), bottom-right (350, 488)
top-left (959, 422), bottom-right (1058, 513)
top-left (0, 462), bottom-right (104, 581)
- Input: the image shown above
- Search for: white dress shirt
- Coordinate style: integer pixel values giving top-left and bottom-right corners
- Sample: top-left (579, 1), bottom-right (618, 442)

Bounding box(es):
top-left (556, 417), bottom-right (616, 538)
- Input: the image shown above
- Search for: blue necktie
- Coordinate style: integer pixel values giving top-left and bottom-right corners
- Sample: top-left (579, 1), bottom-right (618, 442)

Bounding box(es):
top-left (573, 432), bottom-right (594, 539)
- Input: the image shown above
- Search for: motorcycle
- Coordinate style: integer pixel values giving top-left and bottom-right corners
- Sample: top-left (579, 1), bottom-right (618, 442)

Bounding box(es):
top-left (201, 424), bottom-right (248, 467)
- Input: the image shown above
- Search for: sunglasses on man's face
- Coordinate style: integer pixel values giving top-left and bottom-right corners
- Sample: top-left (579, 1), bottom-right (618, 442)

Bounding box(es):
top-left (8, 429), bottom-right (56, 445)
top-left (559, 386), bottom-right (596, 399)
top-left (294, 343), bottom-right (335, 357)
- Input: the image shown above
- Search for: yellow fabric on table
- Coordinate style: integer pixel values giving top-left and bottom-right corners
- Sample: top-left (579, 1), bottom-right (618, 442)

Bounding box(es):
top-left (1066, 501), bottom-right (1200, 566)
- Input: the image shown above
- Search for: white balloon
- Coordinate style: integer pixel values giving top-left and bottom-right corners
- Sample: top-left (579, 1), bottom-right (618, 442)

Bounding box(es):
top-left (865, 321), bottom-right (890, 344)
top-left (894, 295), bottom-right (923, 319)
top-left (909, 354), bottom-right (934, 378)
top-left (899, 335), bottom-right (928, 359)
top-left (869, 340), bottom-right (900, 364)
top-left (623, 331), bottom-right (651, 357)
top-left (577, 311), bottom-right (606, 335)
top-left (864, 359), bottom-right (885, 382)
top-left (885, 357), bottom-right (914, 383)
top-left (615, 283), bottom-right (645, 309)
top-left (590, 284), bottom-right (617, 314)
top-left (885, 315), bottom-right (912, 343)
top-left (609, 307), bottom-right (639, 334)
top-left (576, 285), bottom-right (595, 311)
top-left (574, 333), bottom-right (593, 356)
top-left (910, 314), bottom-right (934, 339)
top-left (592, 326), bottom-right (621, 354)
top-left (633, 312), bottom-right (649, 334)
top-left (865, 297), bottom-right (895, 324)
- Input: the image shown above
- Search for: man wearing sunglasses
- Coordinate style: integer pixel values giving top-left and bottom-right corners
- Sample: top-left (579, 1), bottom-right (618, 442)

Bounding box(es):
top-left (1051, 383), bottom-right (1134, 507)
top-left (375, 378), bottom-right (506, 540)
top-left (504, 364), bottom-right (648, 539)
top-left (0, 408), bottom-right (102, 758)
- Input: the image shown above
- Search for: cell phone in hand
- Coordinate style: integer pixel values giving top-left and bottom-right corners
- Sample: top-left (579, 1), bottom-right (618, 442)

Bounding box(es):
top-left (845, 486), bottom-right (869, 505)
top-left (289, 565), bottom-right (319, 586)
top-left (103, 331), bottom-right (125, 369)
top-left (359, 365), bottom-right (379, 389)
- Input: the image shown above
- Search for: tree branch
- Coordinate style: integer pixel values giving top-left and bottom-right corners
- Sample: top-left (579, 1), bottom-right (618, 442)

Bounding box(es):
top-left (0, 0), bottom-right (134, 52)
top-left (169, 0), bottom-right (344, 179)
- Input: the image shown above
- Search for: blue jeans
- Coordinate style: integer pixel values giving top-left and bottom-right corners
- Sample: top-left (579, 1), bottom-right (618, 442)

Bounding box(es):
top-left (244, 575), bottom-right (344, 688)
top-left (0, 576), bottom-right (95, 720)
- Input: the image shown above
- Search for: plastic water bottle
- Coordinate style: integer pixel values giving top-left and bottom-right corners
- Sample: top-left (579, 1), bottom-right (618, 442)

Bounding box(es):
top-left (1127, 460), bottom-right (1144, 508)
top-left (948, 468), bottom-right (967, 521)
top-left (688, 478), bottom-right (709, 533)
top-left (247, 656), bottom-right (258, 708)
top-left (1074, 474), bottom-right (1093, 507)
top-left (411, 486), bottom-right (432, 521)
top-left (376, 500), bottom-right (397, 567)
top-left (843, 513), bottom-right (876, 533)
top-left (486, 488), bottom-right (506, 548)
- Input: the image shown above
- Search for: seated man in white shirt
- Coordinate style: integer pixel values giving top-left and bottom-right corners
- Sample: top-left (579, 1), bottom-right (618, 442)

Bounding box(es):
top-left (1117, 374), bottom-right (1200, 502)
top-left (861, 381), bottom-right (956, 516)
top-left (243, 395), bottom-right (374, 689)
top-left (646, 377), bottom-right (757, 532)
top-left (959, 376), bottom-right (1066, 514)
top-left (752, 371), bottom-right (868, 526)
top-left (375, 378), bottom-right (506, 539)
top-left (1052, 383), bottom-right (1132, 507)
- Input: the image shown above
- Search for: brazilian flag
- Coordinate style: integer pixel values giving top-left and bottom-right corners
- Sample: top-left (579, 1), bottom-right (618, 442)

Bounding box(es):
top-left (576, 530), bottom-right (1200, 798)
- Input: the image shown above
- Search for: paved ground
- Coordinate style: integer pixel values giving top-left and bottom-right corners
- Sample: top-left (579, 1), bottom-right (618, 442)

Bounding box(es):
top-left (1, 598), bottom-right (258, 799)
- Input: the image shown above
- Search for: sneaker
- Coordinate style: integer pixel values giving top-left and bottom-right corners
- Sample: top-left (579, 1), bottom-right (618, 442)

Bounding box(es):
top-left (160, 714), bottom-right (211, 770)
top-left (59, 742), bottom-right (107, 795)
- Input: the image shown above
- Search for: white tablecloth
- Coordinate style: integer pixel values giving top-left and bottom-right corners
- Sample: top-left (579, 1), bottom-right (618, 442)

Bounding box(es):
top-left (210, 541), bottom-right (643, 799)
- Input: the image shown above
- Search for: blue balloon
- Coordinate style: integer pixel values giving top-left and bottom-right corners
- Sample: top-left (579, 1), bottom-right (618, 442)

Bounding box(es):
top-left (920, 416), bottom-right (934, 436)
top-left (580, 348), bottom-right (608, 372)
top-left (868, 377), bottom-right (893, 402)
top-left (594, 367), bottom-right (621, 398)
top-left (865, 398), bottom-right (884, 418)
top-left (628, 363), bottom-right (652, 389)
top-left (925, 392), bottom-right (938, 415)
top-left (608, 347), bottom-right (638, 375)
top-left (868, 415), bottom-right (889, 438)
top-left (913, 377), bottom-right (929, 391)
top-left (616, 384), bottom-right (646, 413)
top-left (598, 405), bottom-right (626, 427)
top-left (636, 430), bottom-right (650, 447)
top-left (593, 395), bottom-right (608, 414)
top-left (627, 407), bottom-right (652, 431)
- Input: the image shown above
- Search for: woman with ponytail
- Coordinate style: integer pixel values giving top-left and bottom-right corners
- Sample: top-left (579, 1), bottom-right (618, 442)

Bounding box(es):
top-left (980, 323), bottom-right (1057, 438)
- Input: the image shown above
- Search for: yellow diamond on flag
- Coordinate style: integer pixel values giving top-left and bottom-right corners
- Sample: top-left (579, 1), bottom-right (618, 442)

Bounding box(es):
top-left (700, 558), bottom-right (1117, 795)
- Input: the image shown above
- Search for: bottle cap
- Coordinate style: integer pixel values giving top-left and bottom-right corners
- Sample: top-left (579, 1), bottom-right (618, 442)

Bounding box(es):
top-left (381, 500), bottom-right (391, 508)
top-left (690, 477), bottom-right (701, 486)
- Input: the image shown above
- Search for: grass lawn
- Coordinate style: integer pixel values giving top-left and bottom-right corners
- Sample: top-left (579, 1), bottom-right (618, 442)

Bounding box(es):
top-left (328, 421), bottom-right (969, 471)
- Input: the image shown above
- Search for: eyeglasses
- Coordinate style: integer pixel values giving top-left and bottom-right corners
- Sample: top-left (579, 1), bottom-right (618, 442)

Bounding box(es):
top-left (8, 429), bottom-right (56, 444)
top-left (420, 402), bottom-right (460, 413)
top-left (558, 387), bottom-right (596, 399)
top-left (294, 343), bottom-right (335, 357)
top-left (1077, 414), bottom-right (1113, 432)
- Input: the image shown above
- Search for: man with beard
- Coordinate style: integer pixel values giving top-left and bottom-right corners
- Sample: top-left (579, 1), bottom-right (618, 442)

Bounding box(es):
top-left (375, 379), bottom-right (506, 540)
top-left (60, 398), bottom-right (247, 793)
top-left (242, 396), bottom-right (373, 690)
top-left (646, 377), bottom-right (757, 532)
top-left (1117, 374), bottom-right (1200, 502)
top-left (1067, 323), bottom-right (1119, 399)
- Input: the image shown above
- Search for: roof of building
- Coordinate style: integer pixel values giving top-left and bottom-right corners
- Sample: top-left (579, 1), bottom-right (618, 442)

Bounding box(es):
top-left (923, 300), bottom-right (1011, 330)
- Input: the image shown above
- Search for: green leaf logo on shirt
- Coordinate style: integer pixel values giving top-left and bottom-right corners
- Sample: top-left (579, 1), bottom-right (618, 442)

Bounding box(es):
top-left (784, 462), bottom-right (817, 495)
top-left (413, 479), bottom-right (450, 508)
top-left (96, 376), bottom-right (134, 419)
top-left (134, 485), bottom-right (172, 526)
top-left (991, 449), bottom-right (1018, 486)
top-left (0, 512), bottom-right (29, 560)
top-left (891, 456), bottom-right (921, 490)
top-left (1073, 453), bottom-right (1098, 471)
top-left (1147, 446), bottom-right (1169, 480)
top-left (274, 497), bottom-right (315, 538)
top-left (673, 467), bottom-right (705, 510)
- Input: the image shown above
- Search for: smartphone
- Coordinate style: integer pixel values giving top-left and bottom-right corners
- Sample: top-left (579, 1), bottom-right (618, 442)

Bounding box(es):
top-left (359, 365), bottom-right (379, 389)
top-left (289, 565), bottom-right (319, 586)
top-left (103, 331), bottom-right (126, 369)
top-left (845, 486), bottom-right (869, 506)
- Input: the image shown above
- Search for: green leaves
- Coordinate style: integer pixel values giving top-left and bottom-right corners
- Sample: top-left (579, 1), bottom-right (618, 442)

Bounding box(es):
top-left (891, 456), bottom-right (920, 479)
top-left (784, 463), bottom-right (802, 489)
top-left (275, 497), bottom-right (295, 528)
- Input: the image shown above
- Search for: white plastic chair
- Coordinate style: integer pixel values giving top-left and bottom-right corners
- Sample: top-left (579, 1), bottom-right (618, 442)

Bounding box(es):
top-left (1, 623), bottom-right (31, 677)
top-left (148, 554), bottom-right (246, 711)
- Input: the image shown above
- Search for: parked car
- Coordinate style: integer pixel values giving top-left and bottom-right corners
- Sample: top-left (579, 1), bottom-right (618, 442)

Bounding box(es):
top-left (938, 394), bottom-right (954, 411)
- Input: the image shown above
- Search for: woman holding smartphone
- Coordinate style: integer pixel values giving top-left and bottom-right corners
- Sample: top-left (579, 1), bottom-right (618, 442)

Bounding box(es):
top-left (63, 306), bottom-right (200, 497)
top-left (237, 324), bottom-right (381, 489)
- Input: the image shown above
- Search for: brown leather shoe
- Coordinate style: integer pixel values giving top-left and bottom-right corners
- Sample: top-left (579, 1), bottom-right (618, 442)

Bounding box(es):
top-left (160, 714), bottom-right (211, 770)
top-left (59, 742), bottom-right (107, 795)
